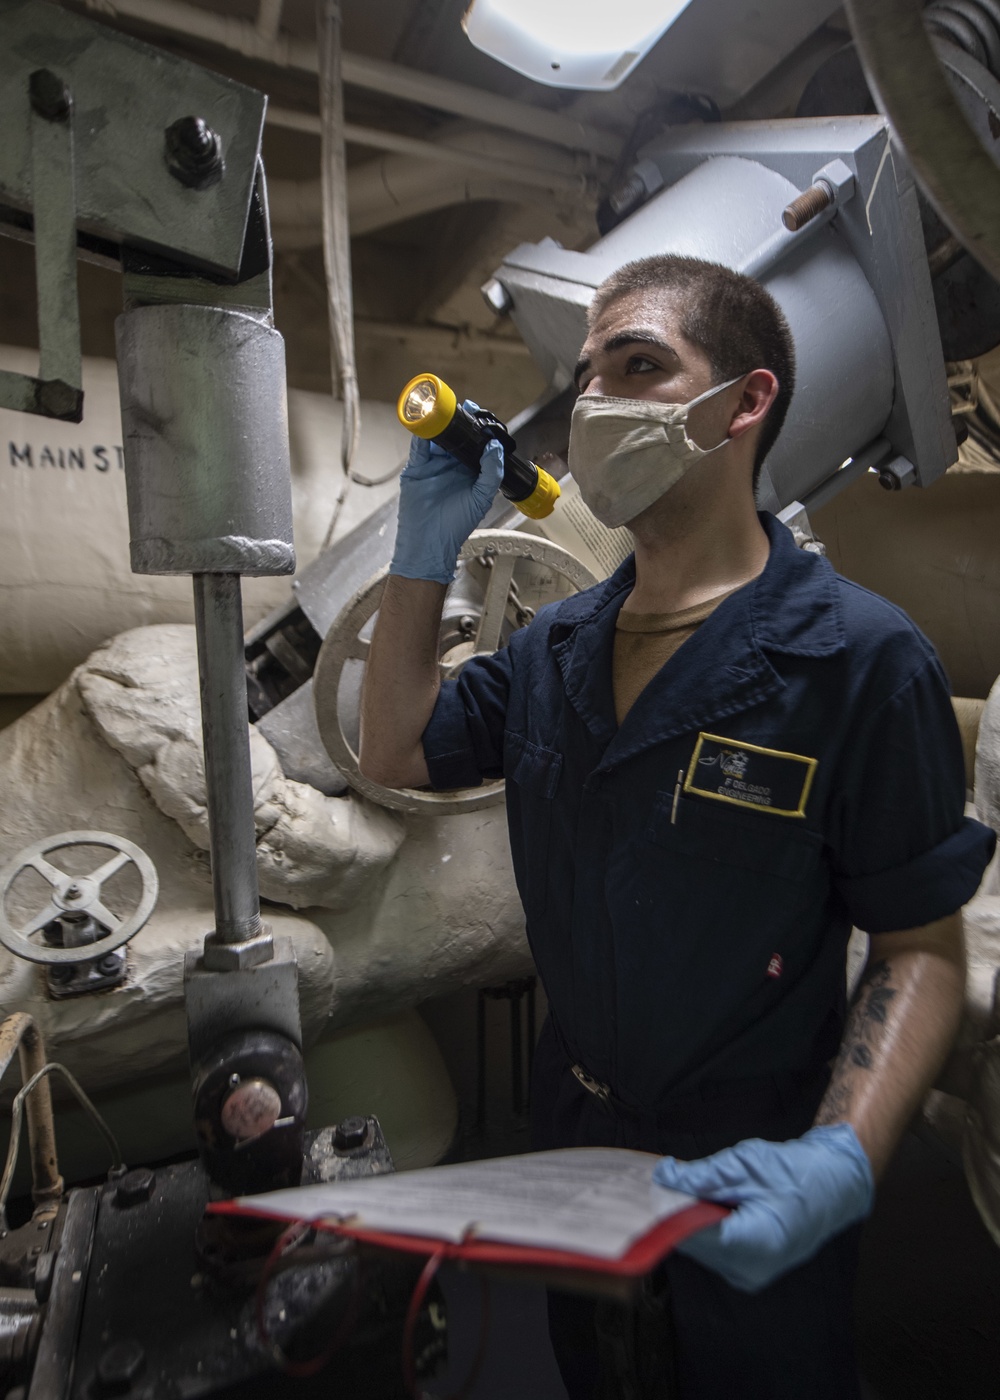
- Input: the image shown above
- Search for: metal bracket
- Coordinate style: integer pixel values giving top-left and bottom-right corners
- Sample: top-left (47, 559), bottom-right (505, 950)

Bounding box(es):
top-left (0, 69), bottom-right (82, 423)
top-left (184, 934), bottom-right (302, 1064)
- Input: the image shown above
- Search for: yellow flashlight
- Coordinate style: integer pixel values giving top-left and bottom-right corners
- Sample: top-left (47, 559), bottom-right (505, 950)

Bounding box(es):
top-left (397, 373), bottom-right (560, 520)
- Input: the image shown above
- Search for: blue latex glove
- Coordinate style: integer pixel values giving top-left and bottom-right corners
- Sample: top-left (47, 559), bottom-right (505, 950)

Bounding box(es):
top-left (389, 401), bottom-right (504, 585)
top-left (653, 1123), bottom-right (874, 1293)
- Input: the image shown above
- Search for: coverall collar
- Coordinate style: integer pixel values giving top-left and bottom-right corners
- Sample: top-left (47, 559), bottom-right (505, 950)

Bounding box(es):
top-left (550, 512), bottom-right (846, 766)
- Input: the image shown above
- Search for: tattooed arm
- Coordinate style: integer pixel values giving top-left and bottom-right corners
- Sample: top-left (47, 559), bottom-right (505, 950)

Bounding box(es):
top-left (814, 912), bottom-right (966, 1177)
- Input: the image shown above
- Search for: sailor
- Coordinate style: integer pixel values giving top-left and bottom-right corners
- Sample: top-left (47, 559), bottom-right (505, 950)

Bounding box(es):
top-left (359, 254), bottom-right (995, 1398)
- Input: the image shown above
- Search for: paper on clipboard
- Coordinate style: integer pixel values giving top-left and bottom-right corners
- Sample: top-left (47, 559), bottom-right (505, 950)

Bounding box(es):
top-left (212, 1148), bottom-right (714, 1266)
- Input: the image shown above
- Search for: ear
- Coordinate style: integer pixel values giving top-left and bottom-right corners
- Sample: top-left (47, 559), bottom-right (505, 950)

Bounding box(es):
top-left (728, 370), bottom-right (779, 441)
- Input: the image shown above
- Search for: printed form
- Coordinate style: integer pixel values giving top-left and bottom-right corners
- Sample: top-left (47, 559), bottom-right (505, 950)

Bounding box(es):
top-left (227, 1148), bottom-right (703, 1262)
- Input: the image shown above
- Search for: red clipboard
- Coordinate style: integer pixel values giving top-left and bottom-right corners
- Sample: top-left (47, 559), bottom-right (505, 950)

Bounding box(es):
top-left (209, 1197), bottom-right (726, 1279)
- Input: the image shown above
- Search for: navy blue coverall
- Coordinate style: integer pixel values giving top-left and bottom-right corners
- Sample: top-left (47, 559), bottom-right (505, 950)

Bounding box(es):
top-left (421, 513), bottom-right (995, 1399)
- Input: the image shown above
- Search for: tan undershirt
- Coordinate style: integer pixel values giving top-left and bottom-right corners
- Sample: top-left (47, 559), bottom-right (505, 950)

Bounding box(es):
top-left (613, 588), bottom-right (740, 724)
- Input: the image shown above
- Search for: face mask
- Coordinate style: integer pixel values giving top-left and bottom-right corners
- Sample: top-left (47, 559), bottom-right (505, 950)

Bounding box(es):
top-left (567, 377), bottom-right (742, 529)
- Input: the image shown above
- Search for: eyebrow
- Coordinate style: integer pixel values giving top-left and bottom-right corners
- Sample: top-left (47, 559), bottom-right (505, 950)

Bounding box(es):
top-left (573, 330), bottom-right (680, 389)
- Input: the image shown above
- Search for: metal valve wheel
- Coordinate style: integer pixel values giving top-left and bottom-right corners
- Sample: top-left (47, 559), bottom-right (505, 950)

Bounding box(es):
top-left (313, 529), bottom-right (597, 815)
top-left (846, 0), bottom-right (1000, 282)
top-left (0, 831), bottom-right (158, 966)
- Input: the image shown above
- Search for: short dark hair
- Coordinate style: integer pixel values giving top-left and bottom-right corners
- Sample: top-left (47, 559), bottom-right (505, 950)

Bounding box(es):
top-left (589, 255), bottom-right (796, 486)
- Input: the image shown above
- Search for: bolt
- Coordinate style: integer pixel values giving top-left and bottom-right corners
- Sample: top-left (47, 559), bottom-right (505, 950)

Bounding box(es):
top-left (49, 964), bottom-right (75, 985)
top-left (165, 116), bottom-right (224, 189)
top-left (29, 69), bottom-right (71, 122)
top-left (97, 954), bottom-right (121, 977)
top-left (782, 181), bottom-right (834, 233)
top-left (115, 1168), bottom-right (155, 1208)
top-left (65, 885), bottom-right (82, 901)
top-left (877, 467), bottom-right (901, 492)
top-left (96, 1339), bottom-right (145, 1394)
top-left (334, 1115), bottom-right (369, 1152)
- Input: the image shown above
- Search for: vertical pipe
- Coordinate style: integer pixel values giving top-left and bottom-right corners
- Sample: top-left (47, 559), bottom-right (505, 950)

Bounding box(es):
top-left (0, 1014), bottom-right (63, 1210)
top-left (192, 573), bottom-right (262, 943)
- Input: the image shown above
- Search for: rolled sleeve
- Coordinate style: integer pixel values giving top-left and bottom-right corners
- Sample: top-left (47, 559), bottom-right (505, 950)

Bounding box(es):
top-left (829, 652), bottom-right (996, 933)
top-left (421, 647), bottom-right (513, 791)
top-left (835, 819), bottom-right (994, 934)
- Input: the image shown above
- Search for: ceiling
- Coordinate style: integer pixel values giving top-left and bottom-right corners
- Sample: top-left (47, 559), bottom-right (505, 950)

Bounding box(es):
top-left (2, 0), bottom-right (852, 417)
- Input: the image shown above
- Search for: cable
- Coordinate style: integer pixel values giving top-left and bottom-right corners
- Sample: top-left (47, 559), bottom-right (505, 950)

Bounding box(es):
top-left (0, 1062), bottom-right (121, 1222)
top-left (402, 1249), bottom-right (491, 1400)
top-left (316, 0), bottom-right (363, 548)
top-left (254, 1218), bottom-right (363, 1377)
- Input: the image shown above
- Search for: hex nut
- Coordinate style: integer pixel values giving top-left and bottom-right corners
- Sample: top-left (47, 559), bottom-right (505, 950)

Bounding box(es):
top-left (115, 1168), bottom-right (155, 1208)
top-left (334, 1115), bottom-right (369, 1151)
top-left (165, 116), bottom-right (224, 189)
top-left (480, 278), bottom-right (513, 317)
top-left (29, 69), bottom-right (71, 122)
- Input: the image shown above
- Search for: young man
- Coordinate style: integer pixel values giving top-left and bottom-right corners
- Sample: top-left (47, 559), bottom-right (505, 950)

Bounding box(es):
top-left (360, 255), bottom-right (995, 1398)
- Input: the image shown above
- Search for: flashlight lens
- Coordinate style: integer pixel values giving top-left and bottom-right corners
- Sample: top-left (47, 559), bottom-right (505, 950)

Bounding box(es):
top-left (401, 378), bottom-right (439, 423)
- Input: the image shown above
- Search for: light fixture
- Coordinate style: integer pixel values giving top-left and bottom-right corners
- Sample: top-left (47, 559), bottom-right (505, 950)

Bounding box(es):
top-left (462, 0), bottom-right (694, 90)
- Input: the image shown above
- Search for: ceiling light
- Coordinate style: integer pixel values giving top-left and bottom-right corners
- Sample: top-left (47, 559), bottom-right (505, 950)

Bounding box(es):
top-left (462, 0), bottom-right (693, 90)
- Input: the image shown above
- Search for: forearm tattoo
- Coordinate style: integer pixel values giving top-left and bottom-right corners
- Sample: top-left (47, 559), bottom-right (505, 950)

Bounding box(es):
top-left (815, 959), bottom-right (897, 1125)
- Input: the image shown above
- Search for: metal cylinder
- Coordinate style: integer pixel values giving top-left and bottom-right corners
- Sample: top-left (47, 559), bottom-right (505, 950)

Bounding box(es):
top-left (115, 303), bottom-right (295, 577)
top-left (193, 573), bottom-right (262, 944)
top-left (583, 156), bottom-right (895, 507)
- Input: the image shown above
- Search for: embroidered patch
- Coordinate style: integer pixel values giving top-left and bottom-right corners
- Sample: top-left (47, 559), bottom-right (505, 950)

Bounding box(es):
top-left (767, 953), bottom-right (784, 980)
top-left (684, 732), bottom-right (817, 818)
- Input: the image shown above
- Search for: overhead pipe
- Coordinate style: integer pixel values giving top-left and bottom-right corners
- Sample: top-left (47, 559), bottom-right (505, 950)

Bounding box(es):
top-left (355, 317), bottom-right (532, 356)
top-left (268, 106), bottom-right (602, 190)
top-left (82, 0), bottom-right (622, 160)
top-left (271, 165), bottom-right (562, 243)
top-left (255, 0), bottom-right (283, 45)
top-left (270, 122), bottom-right (596, 242)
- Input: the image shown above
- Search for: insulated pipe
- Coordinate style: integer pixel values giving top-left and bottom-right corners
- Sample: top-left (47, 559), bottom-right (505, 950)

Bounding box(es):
top-left (192, 574), bottom-right (263, 945)
top-left (271, 167), bottom-right (569, 242)
top-left (0, 1014), bottom-right (63, 1212)
top-left (267, 107), bottom-right (595, 192)
top-left (81, 0), bottom-right (621, 160)
top-left (271, 121), bottom-right (595, 242)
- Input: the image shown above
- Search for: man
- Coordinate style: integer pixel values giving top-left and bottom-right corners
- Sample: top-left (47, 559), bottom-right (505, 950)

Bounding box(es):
top-left (360, 255), bottom-right (995, 1398)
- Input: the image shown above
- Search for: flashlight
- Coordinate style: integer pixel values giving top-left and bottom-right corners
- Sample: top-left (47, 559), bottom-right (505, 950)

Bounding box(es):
top-left (396, 373), bottom-right (561, 520)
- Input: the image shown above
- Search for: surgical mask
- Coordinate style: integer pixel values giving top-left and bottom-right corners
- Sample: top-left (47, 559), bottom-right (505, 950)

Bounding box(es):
top-left (568, 377), bottom-right (742, 529)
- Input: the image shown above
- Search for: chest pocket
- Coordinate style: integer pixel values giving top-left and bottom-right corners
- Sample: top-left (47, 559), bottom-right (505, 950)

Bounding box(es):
top-left (504, 732), bottom-right (563, 919)
top-left (645, 790), bottom-right (823, 883)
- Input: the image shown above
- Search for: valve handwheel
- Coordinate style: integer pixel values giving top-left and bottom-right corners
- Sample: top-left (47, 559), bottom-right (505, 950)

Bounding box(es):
top-left (313, 529), bottom-right (597, 815)
top-left (0, 831), bottom-right (158, 966)
top-left (845, 0), bottom-right (1000, 282)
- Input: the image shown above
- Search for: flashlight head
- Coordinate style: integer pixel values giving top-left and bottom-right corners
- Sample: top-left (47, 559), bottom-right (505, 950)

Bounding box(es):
top-left (397, 373), bottom-right (458, 440)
